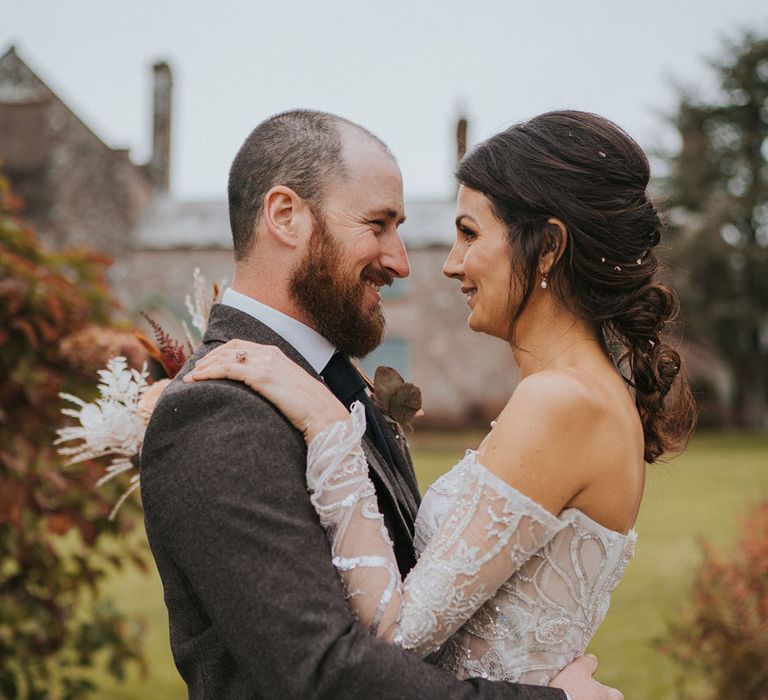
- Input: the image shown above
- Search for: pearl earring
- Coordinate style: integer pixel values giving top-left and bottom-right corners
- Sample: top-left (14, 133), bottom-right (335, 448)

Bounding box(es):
top-left (540, 273), bottom-right (549, 289)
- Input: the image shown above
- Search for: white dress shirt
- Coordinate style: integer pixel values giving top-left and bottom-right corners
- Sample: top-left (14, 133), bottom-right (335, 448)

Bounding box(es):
top-left (220, 288), bottom-right (335, 373)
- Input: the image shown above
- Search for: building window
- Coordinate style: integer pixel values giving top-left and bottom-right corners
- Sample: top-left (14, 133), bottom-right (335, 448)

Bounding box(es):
top-left (360, 337), bottom-right (410, 380)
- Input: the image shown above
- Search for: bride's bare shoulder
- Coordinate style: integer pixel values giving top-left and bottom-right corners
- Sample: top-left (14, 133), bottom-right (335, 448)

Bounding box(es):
top-left (477, 369), bottom-right (620, 515)
top-left (505, 368), bottom-right (605, 421)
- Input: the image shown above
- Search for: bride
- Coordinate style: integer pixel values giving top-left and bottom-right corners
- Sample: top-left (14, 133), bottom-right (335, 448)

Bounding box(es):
top-left (185, 111), bottom-right (695, 685)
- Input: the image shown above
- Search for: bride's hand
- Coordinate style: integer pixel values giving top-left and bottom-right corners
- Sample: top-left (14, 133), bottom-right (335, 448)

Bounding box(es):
top-left (183, 340), bottom-right (349, 442)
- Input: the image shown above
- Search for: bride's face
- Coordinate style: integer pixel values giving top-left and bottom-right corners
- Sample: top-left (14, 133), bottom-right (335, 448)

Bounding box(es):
top-left (443, 186), bottom-right (516, 340)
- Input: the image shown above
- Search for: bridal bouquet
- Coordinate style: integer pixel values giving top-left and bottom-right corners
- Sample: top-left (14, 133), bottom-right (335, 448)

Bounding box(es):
top-left (54, 268), bottom-right (223, 518)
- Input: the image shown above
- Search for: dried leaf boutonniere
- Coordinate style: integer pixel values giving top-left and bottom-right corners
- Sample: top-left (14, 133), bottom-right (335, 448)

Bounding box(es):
top-left (370, 366), bottom-right (423, 432)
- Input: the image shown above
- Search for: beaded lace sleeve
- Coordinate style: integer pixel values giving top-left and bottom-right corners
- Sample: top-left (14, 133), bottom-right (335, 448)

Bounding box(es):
top-left (306, 402), bottom-right (565, 657)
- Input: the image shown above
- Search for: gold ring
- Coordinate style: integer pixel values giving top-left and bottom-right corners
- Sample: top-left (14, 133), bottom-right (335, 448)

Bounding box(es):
top-left (234, 350), bottom-right (248, 364)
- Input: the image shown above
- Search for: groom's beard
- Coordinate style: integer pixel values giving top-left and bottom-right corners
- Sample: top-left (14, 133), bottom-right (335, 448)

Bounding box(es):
top-left (289, 211), bottom-right (388, 359)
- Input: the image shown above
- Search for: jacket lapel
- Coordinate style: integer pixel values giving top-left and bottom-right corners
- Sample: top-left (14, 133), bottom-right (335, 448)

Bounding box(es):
top-left (371, 402), bottom-right (421, 514)
top-left (360, 439), bottom-right (416, 538)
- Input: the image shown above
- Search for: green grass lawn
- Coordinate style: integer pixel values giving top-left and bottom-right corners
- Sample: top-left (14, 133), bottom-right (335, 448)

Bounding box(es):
top-left (93, 431), bottom-right (768, 699)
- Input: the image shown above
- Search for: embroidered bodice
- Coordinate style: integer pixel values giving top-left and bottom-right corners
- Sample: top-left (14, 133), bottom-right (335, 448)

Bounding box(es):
top-left (415, 451), bottom-right (636, 684)
top-left (306, 402), bottom-right (636, 685)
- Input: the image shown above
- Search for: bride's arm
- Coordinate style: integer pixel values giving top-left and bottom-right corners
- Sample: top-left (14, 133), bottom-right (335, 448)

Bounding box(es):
top-left (305, 401), bottom-right (566, 656)
top-left (186, 340), bottom-right (590, 656)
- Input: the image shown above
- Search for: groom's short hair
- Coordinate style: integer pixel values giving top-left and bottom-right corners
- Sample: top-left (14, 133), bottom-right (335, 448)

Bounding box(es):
top-left (228, 109), bottom-right (390, 260)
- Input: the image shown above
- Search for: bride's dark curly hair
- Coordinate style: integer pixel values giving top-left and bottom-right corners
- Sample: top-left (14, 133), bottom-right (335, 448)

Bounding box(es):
top-left (457, 110), bottom-right (696, 463)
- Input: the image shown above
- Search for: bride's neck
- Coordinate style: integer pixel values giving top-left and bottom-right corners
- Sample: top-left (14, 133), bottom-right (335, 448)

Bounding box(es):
top-left (510, 298), bottom-right (603, 379)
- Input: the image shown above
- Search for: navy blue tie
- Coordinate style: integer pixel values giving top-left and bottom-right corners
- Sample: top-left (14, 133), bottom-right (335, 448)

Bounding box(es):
top-left (321, 353), bottom-right (397, 475)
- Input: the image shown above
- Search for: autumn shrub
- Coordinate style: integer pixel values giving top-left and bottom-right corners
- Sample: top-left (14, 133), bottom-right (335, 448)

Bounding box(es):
top-left (657, 500), bottom-right (768, 699)
top-left (0, 170), bottom-right (148, 698)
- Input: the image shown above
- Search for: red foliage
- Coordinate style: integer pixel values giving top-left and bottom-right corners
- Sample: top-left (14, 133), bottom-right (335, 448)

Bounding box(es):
top-left (658, 501), bottom-right (768, 699)
top-left (0, 171), bottom-right (147, 697)
top-left (139, 311), bottom-right (192, 378)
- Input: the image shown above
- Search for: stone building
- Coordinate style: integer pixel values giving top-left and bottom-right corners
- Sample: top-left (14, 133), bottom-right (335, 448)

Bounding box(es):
top-left (0, 45), bottom-right (518, 427)
top-left (0, 46), bottom-right (172, 256)
top-left (126, 198), bottom-right (519, 428)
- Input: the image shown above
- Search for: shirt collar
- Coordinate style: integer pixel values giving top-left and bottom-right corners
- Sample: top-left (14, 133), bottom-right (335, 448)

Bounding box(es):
top-left (220, 288), bottom-right (335, 373)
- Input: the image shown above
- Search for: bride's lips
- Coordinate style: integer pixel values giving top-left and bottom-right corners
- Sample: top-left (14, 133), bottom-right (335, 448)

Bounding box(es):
top-left (461, 286), bottom-right (477, 307)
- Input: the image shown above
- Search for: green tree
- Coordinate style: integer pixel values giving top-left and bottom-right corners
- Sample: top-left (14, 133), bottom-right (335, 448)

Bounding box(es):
top-left (0, 170), bottom-right (148, 698)
top-left (663, 33), bottom-right (768, 427)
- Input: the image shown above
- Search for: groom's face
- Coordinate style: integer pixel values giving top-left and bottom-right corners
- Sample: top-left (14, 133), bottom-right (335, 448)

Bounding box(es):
top-left (289, 136), bottom-right (409, 357)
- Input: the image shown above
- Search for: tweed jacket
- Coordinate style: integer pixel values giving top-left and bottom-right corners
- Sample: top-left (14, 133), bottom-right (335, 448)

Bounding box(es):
top-left (140, 303), bottom-right (565, 700)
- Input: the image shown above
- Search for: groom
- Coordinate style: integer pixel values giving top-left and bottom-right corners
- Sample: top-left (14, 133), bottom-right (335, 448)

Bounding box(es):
top-left (140, 110), bottom-right (622, 700)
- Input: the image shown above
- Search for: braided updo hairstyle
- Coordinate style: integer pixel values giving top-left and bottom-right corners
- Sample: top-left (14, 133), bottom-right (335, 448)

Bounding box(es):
top-left (457, 110), bottom-right (696, 462)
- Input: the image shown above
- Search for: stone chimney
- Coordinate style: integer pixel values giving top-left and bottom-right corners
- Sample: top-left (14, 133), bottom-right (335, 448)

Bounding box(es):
top-left (456, 115), bottom-right (468, 165)
top-left (149, 61), bottom-right (172, 192)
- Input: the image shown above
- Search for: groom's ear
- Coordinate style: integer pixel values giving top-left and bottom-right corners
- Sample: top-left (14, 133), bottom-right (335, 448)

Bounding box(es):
top-left (261, 186), bottom-right (313, 249)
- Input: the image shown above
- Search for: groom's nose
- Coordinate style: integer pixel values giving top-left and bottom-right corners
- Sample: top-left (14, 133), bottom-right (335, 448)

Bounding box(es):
top-left (380, 231), bottom-right (410, 279)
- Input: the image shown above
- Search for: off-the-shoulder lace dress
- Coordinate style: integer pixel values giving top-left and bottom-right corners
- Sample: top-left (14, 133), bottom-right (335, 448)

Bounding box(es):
top-left (307, 403), bottom-right (636, 685)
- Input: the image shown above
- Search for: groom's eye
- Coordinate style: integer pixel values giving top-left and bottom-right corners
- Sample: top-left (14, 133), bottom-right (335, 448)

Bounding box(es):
top-left (369, 220), bottom-right (386, 232)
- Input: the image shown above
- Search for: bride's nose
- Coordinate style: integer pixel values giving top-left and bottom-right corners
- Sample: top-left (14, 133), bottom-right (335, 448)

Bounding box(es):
top-left (442, 242), bottom-right (464, 279)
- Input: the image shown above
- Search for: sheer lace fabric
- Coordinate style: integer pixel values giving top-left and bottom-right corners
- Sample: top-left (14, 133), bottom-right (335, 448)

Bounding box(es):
top-left (307, 402), bottom-right (401, 637)
top-left (417, 454), bottom-right (637, 684)
top-left (306, 402), bottom-right (637, 684)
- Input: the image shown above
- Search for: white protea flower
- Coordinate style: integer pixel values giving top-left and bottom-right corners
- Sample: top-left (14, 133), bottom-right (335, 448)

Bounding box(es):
top-left (56, 356), bottom-right (149, 462)
top-left (55, 356), bottom-right (151, 518)
top-left (184, 267), bottom-right (226, 341)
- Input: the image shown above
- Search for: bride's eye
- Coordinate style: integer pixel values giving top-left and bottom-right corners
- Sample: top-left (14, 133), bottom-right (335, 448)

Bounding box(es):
top-left (458, 224), bottom-right (477, 241)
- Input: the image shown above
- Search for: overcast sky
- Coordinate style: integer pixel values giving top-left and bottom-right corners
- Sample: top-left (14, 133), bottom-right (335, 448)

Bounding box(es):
top-left (4, 1), bottom-right (767, 201)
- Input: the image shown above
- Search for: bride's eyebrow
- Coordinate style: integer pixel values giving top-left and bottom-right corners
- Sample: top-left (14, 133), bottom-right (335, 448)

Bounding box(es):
top-left (456, 214), bottom-right (479, 228)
